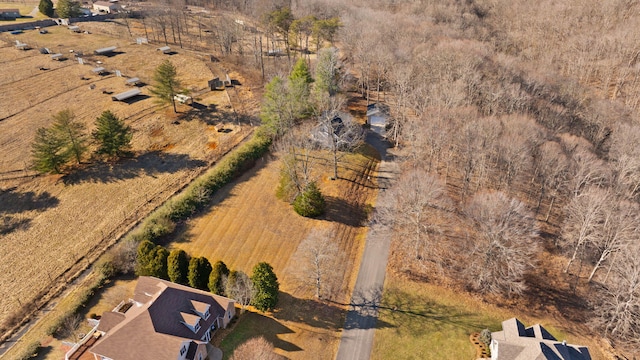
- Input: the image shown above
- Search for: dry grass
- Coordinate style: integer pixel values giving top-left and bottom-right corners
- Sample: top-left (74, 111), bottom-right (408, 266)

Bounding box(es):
top-left (0, 21), bottom-right (254, 333)
top-left (172, 148), bottom-right (379, 359)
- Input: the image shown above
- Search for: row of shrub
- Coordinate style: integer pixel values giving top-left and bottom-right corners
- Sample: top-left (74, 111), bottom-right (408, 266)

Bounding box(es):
top-left (15, 132), bottom-right (271, 359)
top-left (131, 132), bottom-right (271, 243)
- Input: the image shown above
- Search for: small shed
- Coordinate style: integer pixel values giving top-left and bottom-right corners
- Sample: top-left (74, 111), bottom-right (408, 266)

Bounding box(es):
top-left (51, 53), bottom-right (63, 61)
top-left (68, 25), bottom-right (81, 33)
top-left (94, 46), bottom-right (117, 55)
top-left (0, 9), bottom-right (20, 20)
top-left (157, 46), bottom-right (171, 54)
top-left (93, 1), bottom-right (120, 13)
top-left (112, 88), bottom-right (141, 101)
top-left (92, 66), bottom-right (106, 74)
top-left (208, 78), bottom-right (223, 90)
top-left (125, 77), bottom-right (140, 86)
top-left (15, 43), bottom-right (29, 50)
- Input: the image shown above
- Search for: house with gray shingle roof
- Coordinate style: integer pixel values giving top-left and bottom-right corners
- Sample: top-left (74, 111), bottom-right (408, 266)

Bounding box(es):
top-left (490, 318), bottom-right (591, 360)
top-left (88, 276), bottom-right (236, 360)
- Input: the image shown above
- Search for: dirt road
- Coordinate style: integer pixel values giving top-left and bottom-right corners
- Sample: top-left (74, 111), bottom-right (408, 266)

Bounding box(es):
top-left (335, 131), bottom-right (398, 360)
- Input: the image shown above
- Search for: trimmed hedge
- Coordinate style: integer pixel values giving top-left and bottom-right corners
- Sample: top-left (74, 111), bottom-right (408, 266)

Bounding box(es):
top-left (130, 132), bottom-right (271, 243)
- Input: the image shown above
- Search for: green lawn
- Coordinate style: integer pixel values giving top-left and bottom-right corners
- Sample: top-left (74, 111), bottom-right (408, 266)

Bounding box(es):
top-left (372, 274), bottom-right (579, 360)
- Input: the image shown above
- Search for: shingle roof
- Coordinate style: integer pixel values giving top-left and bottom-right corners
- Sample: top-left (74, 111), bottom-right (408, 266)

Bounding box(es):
top-left (90, 277), bottom-right (234, 360)
top-left (492, 318), bottom-right (591, 360)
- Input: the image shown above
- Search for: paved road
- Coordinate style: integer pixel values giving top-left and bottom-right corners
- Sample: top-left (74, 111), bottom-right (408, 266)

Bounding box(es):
top-left (335, 131), bottom-right (397, 360)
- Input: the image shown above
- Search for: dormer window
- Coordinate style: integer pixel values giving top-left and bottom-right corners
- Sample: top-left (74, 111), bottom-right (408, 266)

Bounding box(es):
top-left (180, 312), bottom-right (201, 334)
top-left (190, 300), bottom-right (211, 321)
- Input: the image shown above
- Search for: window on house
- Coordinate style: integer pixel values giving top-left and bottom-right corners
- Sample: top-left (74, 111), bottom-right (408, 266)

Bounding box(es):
top-left (180, 345), bottom-right (187, 356)
top-left (194, 321), bottom-right (201, 333)
top-left (203, 309), bottom-right (210, 320)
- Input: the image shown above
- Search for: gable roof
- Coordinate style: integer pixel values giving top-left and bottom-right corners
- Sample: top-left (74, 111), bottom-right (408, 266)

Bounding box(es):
top-left (492, 318), bottom-right (591, 360)
top-left (90, 276), bottom-right (234, 360)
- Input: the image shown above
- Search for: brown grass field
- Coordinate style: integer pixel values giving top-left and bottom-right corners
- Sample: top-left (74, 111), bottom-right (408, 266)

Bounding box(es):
top-left (172, 148), bottom-right (380, 359)
top-left (0, 22), bottom-right (255, 333)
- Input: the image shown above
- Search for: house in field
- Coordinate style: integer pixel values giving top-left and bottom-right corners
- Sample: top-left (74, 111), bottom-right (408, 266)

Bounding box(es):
top-left (366, 103), bottom-right (389, 137)
top-left (0, 8), bottom-right (21, 20)
top-left (490, 318), bottom-right (591, 360)
top-left (92, 1), bottom-right (120, 13)
top-left (86, 276), bottom-right (236, 360)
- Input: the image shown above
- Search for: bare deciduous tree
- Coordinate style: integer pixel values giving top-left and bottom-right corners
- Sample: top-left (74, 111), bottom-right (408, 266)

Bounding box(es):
top-left (463, 191), bottom-right (540, 297)
top-left (230, 336), bottom-right (284, 360)
top-left (380, 169), bottom-right (452, 273)
top-left (314, 97), bottom-right (364, 179)
top-left (292, 228), bottom-right (343, 299)
top-left (588, 199), bottom-right (639, 283)
top-left (273, 127), bottom-right (319, 201)
top-left (560, 186), bottom-right (609, 274)
top-left (226, 270), bottom-right (254, 311)
top-left (594, 247), bottom-right (640, 347)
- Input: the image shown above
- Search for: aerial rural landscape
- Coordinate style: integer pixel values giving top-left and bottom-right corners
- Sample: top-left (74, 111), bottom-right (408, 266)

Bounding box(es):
top-left (0, 0), bottom-right (639, 359)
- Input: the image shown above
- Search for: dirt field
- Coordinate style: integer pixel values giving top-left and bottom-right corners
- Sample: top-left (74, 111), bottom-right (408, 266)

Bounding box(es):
top-left (0, 22), bottom-right (256, 331)
top-left (172, 148), bottom-right (379, 359)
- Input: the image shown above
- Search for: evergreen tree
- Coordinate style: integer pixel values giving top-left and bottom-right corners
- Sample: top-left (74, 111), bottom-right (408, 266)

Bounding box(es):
top-left (93, 110), bottom-right (132, 159)
top-left (56, 0), bottom-right (81, 18)
top-left (259, 76), bottom-right (292, 139)
top-left (38, 0), bottom-right (54, 17)
top-left (31, 127), bottom-right (67, 174)
top-left (136, 240), bottom-right (169, 279)
top-left (167, 249), bottom-right (189, 285)
top-left (188, 257), bottom-right (212, 290)
top-left (150, 60), bottom-right (181, 113)
top-left (314, 47), bottom-right (341, 99)
top-left (251, 262), bottom-right (279, 311)
top-left (293, 182), bottom-right (326, 217)
top-left (208, 260), bottom-right (230, 296)
top-left (51, 109), bottom-right (87, 165)
top-left (288, 58), bottom-right (314, 118)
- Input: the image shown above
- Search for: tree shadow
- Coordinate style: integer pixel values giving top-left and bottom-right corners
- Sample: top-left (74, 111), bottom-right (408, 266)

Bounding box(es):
top-left (271, 292), bottom-right (346, 331)
top-left (0, 188), bottom-right (59, 214)
top-left (62, 152), bottom-right (207, 185)
top-left (32, 345), bottom-right (54, 360)
top-left (322, 196), bottom-right (367, 227)
top-left (377, 286), bottom-right (489, 336)
top-left (0, 188), bottom-right (60, 235)
top-left (221, 310), bottom-right (302, 355)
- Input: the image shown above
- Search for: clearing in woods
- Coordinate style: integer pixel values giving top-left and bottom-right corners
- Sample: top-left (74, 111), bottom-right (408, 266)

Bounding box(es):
top-left (0, 22), bottom-right (254, 334)
top-left (173, 147), bottom-right (381, 359)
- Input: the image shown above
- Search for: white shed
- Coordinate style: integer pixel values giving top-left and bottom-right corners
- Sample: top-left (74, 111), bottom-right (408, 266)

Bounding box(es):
top-left (93, 1), bottom-right (119, 13)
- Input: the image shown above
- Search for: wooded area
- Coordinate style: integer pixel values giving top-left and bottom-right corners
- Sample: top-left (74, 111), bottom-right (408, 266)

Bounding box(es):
top-left (107, 0), bottom-right (640, 355)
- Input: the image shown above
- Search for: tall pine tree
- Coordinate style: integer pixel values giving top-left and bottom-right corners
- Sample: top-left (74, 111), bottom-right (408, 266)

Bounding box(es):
top-left (93, 110), bottom-right (132, 159)
top-left (150, 60), bottom-right (181, 113)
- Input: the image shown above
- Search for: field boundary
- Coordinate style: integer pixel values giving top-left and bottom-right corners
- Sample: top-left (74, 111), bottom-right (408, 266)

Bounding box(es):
top-left (0, 126), bottom-right (254, 351)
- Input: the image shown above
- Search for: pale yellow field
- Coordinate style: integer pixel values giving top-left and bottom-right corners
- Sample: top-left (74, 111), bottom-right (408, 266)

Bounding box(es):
top-left (173, 149), bottom-right (379, 359)
top-left (0, 21), bottom-right (253, 332)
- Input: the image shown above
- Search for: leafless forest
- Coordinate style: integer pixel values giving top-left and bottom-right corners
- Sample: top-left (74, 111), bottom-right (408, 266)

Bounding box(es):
top-left (135, 0), bottom-right (640, 355)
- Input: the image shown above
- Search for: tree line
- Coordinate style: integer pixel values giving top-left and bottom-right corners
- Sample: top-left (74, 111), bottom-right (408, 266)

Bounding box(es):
top-left (136, 240), bottom-right (280, 312)
top-left (306, 0), bottom-right (640, 353)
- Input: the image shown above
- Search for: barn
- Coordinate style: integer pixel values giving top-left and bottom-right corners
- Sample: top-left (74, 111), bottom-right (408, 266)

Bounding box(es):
top-left (0, 9), bottom-right (20, 20)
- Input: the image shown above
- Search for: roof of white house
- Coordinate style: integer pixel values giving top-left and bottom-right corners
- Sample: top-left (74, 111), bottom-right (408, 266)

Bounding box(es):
top-left (491, 318), bottom-right (591, 360)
